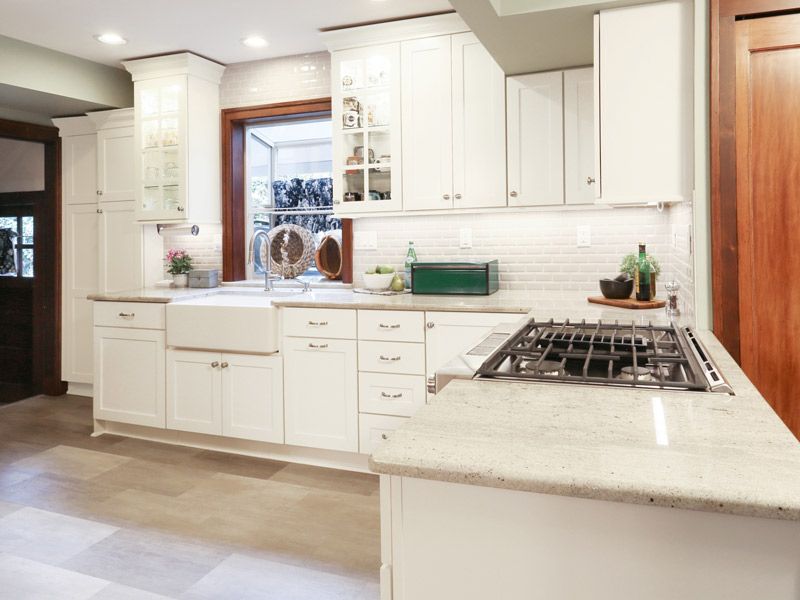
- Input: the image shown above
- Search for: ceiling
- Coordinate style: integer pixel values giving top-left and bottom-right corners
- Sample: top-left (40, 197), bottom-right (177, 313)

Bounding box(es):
top-left (0, 0), bottom-right (453, 68)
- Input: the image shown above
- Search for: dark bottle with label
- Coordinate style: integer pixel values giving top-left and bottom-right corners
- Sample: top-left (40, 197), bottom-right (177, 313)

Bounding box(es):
top-left (634, 243), bottom-right (651, 301)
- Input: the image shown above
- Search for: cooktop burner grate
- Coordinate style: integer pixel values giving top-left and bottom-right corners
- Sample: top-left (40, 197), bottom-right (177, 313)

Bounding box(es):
top-left (475, 318), bottom-right (710, 391)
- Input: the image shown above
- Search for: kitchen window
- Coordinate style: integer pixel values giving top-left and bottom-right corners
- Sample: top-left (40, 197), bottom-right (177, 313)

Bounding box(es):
top-left (0, 215), bottom-right (34, 278)
top-left (245, 117), bottom-right (341, 279)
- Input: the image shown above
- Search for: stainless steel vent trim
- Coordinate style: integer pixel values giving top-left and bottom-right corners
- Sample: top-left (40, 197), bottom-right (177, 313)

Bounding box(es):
top-left (681, 327), bottom-right (734, 395)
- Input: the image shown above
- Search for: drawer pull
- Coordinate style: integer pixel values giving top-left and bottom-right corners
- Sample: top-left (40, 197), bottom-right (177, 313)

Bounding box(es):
top-left (308, 343), bottom-right (328, 349)
top-left (380, 392), bottom-right (404, 399)
top-left (427, 376), bottom-right (436, 394)
top-left (118, 312), bottom-right (135, 318)
top-left (211, 361), bottom-right (220, 368)
top-left (307, 320), bottom-right (328, 326)
top-left (381, 433), bottom-right (388, 440)
top-left (378, 323), bottom-right (401, 329)
top-left (379, 355), bottom-right (401, 362)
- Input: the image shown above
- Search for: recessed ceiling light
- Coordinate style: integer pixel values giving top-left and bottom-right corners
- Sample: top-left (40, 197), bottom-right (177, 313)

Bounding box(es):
top-left (241, 36), bottom-right (268, 48)
top-left (94, 32), bottom-right (127, 45)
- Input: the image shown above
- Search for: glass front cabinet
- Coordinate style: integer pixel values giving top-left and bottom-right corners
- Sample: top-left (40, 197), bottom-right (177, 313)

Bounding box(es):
top-left (124, 53), bottom-right (224, 224)
top-left (332, 44), bottom-right (402, 214)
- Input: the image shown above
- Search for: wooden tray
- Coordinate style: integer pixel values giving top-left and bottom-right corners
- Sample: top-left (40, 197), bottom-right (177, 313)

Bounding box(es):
top-left (587, 296), bottom-right (666, 310)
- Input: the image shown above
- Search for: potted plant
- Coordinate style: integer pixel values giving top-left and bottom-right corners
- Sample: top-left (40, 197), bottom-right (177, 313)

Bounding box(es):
top-left (620, 252), bottom-right (661, 297)
top-left (166, 249), bottom-right (193, 287)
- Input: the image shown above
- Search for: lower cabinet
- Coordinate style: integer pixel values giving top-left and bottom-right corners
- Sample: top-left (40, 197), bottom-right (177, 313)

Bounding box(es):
top-left (94, 326), bottom-right (166, 427)
top-left (166, 349), bottom-right (284, 443)
top-left (359, 414), bottom-right (408, 455)
top-left (283, 337), bottom-right (358, 452)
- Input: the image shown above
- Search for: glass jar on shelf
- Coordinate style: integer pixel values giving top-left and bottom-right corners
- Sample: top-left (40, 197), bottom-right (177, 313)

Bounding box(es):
top-left (163, 185), bottom-right (180, 211)
top-left (142, 186), bottom-right (161, 212)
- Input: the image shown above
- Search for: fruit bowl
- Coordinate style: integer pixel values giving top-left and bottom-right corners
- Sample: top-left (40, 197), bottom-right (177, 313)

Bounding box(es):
top-left (363, 272), bottom-right (395, 290)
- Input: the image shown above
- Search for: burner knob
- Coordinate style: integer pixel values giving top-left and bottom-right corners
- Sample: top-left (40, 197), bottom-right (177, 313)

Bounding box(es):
top-left (426, 321), bottom-right (435, 329)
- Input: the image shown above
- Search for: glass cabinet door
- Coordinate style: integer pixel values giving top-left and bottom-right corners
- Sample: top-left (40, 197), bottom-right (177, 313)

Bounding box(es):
top-left (136, 77), bottom-right (186, 220)
top-left (333, 45), bottom-right (401, 214)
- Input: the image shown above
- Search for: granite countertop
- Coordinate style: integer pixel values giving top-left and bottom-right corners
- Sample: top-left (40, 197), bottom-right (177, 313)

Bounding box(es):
top-left (369, 330), bottom-right (800, 521)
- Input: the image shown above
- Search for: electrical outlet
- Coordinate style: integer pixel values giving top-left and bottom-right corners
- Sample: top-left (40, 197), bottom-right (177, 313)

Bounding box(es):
top-left (576, 225), bottom-right (591, 248)
top-left (459, 228), bottom-right (473, 249)
top-left (354, 231), bottom-right (377, 250)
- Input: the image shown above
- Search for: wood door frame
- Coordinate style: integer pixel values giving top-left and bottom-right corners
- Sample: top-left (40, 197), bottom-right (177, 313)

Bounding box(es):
top-left (0, 118), bottom-right (65, 397)
top-left (710, 0), bottom-right (800, 362)
top-left (220, 97), bottom-right (353, 283)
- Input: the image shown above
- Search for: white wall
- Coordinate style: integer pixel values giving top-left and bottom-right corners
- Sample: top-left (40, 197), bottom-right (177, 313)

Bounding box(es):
top-left (0, 138), bottom-right (44, 193)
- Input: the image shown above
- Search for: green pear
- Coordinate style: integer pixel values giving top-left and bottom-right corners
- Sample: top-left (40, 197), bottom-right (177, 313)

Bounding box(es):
top-left (390, 273), bottom-right (405, 292)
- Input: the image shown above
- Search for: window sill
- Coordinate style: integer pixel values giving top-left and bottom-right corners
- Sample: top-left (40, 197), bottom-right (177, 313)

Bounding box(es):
top-left (223, 278), bottom-right (352, 290)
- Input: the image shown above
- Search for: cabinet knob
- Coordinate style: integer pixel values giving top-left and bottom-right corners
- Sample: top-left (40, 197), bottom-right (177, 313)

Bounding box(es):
top-left (96, 208), bottom-right (103, 214)
top-left (454, 193), bottom-right (462, 200)
top-left (426, 321), bottom-right (435, 329)
top-left (442, 193), bottom-right (451, 200)
top-left (176, 206), bottom-right (185, 212)
top-left (211, 361), bottom-right (220, 368)
top-left (586, 176), bottom-right (596, 185)
top-left (96, 190), bottom-right (103, 196)
top-left (381, 433), bottom-right (388, 440)
top-left (427, 376), bottom-right (436, 394)
top-left (220, 362), bottom-right (229, 369)
top-left (509, 191), bottom-right (518, 198)
top-left (308, 342), bottom-right (328, 349)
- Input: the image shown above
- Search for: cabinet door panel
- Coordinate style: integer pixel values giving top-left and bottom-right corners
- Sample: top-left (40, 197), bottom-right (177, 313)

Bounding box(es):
top-left (97, 127), bottom-right (135, 202)
top-left (99, 201), bottom-right (142, 294)
top-left (564, 68), bottom-right (596, 205)
top-left (63, 134), bottom-right (98, 205)
top-left (284, 338), bottom-right (358, 452)
top-left (94, 327), bottom-right (165, 427)
top-left (401, 36), bottom-right (453, 211)
top-left (222, 353), bottom-right (284, 443)
top-left (452, 32), bottom-right (506, 209)
top-left (507, 72), bottom-right (564, 206)
top-left (166, 349), bottom-right (221, 435)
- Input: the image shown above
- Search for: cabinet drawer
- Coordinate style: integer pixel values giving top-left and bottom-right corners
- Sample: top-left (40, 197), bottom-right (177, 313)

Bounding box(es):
top-left (358, 341), bottom-right (425, 375)
top-left (359, 373), bottom-right (426, 417)
top-left (359, 413), bottom-right (408, 455)
top-left (283, 308), bottom-right (356, 340)
top-left (94, 302), bottom-right (165, 330)
top-left (358, 310), bottom-right (424, 343)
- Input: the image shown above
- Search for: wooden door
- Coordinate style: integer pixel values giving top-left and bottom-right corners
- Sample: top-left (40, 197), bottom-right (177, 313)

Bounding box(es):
top-left (451, 32), bottom-right (506, 209)
top-left (735, 14), bottom-right (800, 437)
top-left (401, 35), bottom-right (453, 211)
top-left (506, 72), bottom-right (564, 207)
top-left (166, 349), bottom-right (221, 435)
top-left (283, 337), bottom-right (358, 452)
top-left (221, 353), bottom-right (284, 443)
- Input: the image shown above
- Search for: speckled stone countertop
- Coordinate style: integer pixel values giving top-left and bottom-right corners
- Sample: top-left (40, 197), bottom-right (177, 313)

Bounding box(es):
top-left (370, 330), bottom-right (800, 521)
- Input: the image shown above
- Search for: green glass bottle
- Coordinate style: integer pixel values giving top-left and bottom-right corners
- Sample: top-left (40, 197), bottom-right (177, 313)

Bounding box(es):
top-left (634, 243), bottom-right (651, 301)
top-left (404, 241), bottom-right (417, 290)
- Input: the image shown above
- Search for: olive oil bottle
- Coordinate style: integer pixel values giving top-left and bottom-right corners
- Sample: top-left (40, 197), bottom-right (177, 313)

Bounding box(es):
top-left (634, 243), bottom-right (651, 301)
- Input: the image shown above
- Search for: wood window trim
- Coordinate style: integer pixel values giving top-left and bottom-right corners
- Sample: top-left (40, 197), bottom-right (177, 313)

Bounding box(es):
top-left (220, 97), bottom-right (353, 283)
top-left (709, 0), bottom-right (800, 362)
top-left (0, 118), bottom-right (64, 396)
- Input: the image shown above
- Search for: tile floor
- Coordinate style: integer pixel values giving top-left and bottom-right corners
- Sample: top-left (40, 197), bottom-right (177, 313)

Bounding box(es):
top-left (0, 395), bottom-right (380, 599)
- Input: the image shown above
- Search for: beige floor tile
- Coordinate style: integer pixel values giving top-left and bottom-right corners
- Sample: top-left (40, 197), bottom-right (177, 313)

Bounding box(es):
top-left (269, 463), bottom-right (379, 496)
top-left (182, 450), bottom-right (288, 480)
top-left (0, 439), bottom-right (50, 466)
top-left (100, 437), bottom-right (203, 465)
top-left (12, 445), bottom-right (131, 480)
top-left (0, 506), bottom-right (118, 565)
top-left (90, 459), bottom-right (215, 497)
top-left (0, 553), bottom-right (110, 600)
top-left (64, 529), bottom-right (229, 597)
top-left (181, 553), bottom-right (375, 600)
top-left (0, 465), bottom-right (38, 489)
top-left (90, 582), bottom-right (176, 599)
top-left (0, 498), bottom-right (21, 518)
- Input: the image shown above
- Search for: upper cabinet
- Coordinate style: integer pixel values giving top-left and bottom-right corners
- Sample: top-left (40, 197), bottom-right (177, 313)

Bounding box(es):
top-left (563, 68), bottom-right (596, 205)
top-left (594, 0), bottom-right (693, 205)
top-left (123, 53), bottom-right (225, 223)
top-left (332, 43), bottom-right (402, 214)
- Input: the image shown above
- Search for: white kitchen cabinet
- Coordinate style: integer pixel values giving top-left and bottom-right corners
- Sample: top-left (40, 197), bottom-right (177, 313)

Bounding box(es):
top-left (332, 43), bottom-right (403, 214)
top-left (401, 35), bottom-right (453, 212)
top-left (283, 337), bottom-right (358, 452)
top-left (98, 200), bottom-right (142, 293)
top-left (166, 349), bottom-right (221, 435)
top-left (451, 32), bottom-right (506, 209)
top-left (425, 311), bottom-right (519, 396)
top-left (506, 72), bottom-right (564, 207)
top-left (359, 414), bottom-right (408, 455)
top-left (563, 68), bottom-right (596, 205)
top-left (124, 53), bottom-right (224, 223)
top-left (595, 0), bottom-right (693, 205)
top-left (62, 203), bottom-right (99, 384)
top-left (96, 125), bottom-right (135, 203)
top-left (222, 353), bottom-right (283, 444)
top-left (94, 326), bottom-right (165, 428)
top-left (62, 133), bottom-right (97, 205)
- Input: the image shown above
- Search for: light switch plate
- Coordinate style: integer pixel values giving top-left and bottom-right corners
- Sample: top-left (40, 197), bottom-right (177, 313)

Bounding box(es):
top-left (354, 231), bottom-right (378, 250)
top-left (459, 228), bottom-right (473, 249)
top-left (576, 225), bottom-right (591, 248)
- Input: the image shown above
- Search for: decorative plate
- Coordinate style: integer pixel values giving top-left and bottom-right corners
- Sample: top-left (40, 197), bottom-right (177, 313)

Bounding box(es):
top-left (260, 224), bottom-right (317, 279)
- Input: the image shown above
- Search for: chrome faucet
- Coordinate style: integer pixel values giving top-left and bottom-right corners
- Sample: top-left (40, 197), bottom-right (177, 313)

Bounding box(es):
top-left (247, 230), bottom-right (275, 291)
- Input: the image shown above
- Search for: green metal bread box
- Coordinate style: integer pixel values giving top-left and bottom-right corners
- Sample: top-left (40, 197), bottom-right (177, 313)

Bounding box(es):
top-left (411, 261), bottom-right (500, 295)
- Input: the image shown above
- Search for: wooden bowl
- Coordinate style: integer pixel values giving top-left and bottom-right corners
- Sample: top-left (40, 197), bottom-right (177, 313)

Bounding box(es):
top-left (315, 235), bottom-right (342, 280)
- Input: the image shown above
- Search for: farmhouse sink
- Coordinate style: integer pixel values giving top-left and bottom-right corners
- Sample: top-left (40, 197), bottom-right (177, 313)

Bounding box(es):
top-left (166, 289), bottom-right (303, 353)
